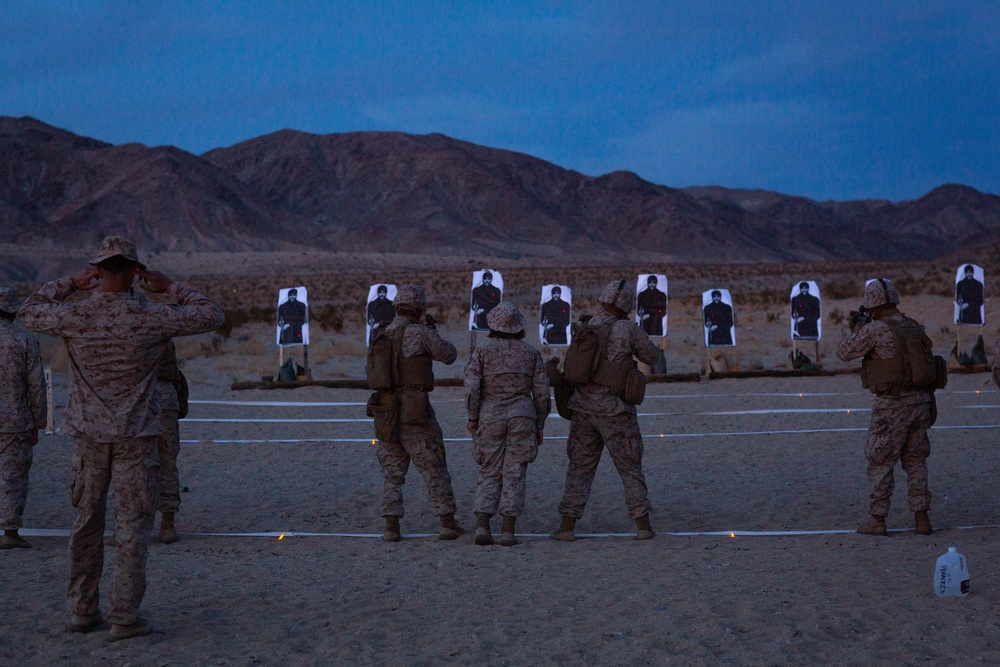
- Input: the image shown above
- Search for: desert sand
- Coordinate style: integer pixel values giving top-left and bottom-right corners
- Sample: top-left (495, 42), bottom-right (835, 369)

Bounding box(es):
top-left (2, 363), bottom-right (999, 665)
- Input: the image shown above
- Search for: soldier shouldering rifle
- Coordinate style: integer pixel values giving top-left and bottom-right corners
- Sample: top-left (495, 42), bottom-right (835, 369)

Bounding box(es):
top-left (836, 279), bottom-right (946, 537)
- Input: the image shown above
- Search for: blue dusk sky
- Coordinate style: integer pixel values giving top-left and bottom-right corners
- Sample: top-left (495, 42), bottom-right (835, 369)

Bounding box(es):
top-left (2, 1), bottom-right (997, 202)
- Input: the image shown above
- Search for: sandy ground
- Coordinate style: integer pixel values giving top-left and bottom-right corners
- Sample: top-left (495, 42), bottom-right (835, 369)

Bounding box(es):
top-left (2, 368), bottom-right (1000, 665)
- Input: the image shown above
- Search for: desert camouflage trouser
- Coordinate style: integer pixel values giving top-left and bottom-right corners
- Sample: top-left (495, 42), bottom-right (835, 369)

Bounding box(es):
top-left (0, 432), bottom-right (33, 530)
top-left (473, 417), bottom-right (539, 517)
top-left (376, 413), bottom-right (457, 518)
top-left (157, 409), bottom-right (181, 513)
top-left (865, 400), bottom-right (932, 516)
top-left (67, 436), bottom-right (160, 626)
top-left (558, 411), bottom-right (652, 520)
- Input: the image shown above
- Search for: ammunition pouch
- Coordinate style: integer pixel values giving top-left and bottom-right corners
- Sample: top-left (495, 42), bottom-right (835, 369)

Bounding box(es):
top-left (174, 371), bottom-right (190, 420)
top-left (398, 388), bottom-right (430, 425)
top-left (861, 355), bottom-right (909, 395)
top-left (593, 357), bottom-right (646, 405)
top-left (398, 352), bottom-right (434, 392)
top-left (366, 391), bottom-right (400, 443)
top-left (565, 319), bottom-right (646, 405)
top-left (545, 358), bottom-right (574, 419)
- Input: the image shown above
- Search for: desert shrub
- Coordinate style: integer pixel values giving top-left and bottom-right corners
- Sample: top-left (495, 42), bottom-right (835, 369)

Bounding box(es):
top-left (219, 306), bottom-right (273, 339)
top-left (825, 279), bottom-right (862, 300)
top-left (313, 305), bottom-right (344, 332)
top-left (828, 308), bottom-right (846, 325)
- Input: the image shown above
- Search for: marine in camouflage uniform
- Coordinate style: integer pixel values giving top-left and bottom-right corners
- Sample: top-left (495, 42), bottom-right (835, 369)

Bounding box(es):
top-left (835, 278), bottom-right (934, 536)
top-left (464, 302), bottom-right (550, 547)
top-left (553, 280), bottom-right (661, 541)
top-left (375, 284), bottom-right (463, 542)
top-left (18, 237), bottom-right (224, 640)
top-left (0, 287), bottom-right (47, 550)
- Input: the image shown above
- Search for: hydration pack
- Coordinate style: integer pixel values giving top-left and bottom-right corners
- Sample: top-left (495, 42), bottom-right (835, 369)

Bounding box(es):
top-left (564, 320), bottom-right (614, 384)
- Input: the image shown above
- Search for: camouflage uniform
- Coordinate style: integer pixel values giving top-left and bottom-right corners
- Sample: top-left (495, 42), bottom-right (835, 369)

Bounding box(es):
top-left (559, 282), bottom-right (661, 520)
top-left (156, 344), bottom-right (182, 515)
top-left (376, 308), bottom-right (459, 518)
top-left (465, 303), bottom-right (550, 517)
top-left (0, 288), bottom-right (47, 532)
top-left (835, 280), bottom-right (932, 518)
top-left (18, 240), bottom-right (223, 627)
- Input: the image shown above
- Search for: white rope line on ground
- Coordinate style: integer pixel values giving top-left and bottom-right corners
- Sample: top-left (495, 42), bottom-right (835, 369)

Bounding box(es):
top-left (190, 400), bottom-right (368, 407)
top-left (179, 409), bottom-right (874, 423)
top-left (19, 525), bottom-right (1000, 539)
top-left (184, 418), bottom-right (372, 423)
top-left (176, 423), bottom-right (1000, 445)
top-left (180, 390), bottom-right (995, 411)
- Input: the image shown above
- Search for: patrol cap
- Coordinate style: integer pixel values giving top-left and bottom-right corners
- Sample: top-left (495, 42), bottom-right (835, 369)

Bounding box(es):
top-left (393, 284), bottom-right (427, 310)
top-left (599, 279), bottom-right (635, 315)
top-left (0, 287), bottom-right (21, 314)
top-left (863, 278), bottom-right (900, 309)
top-left (89, 236), bottom-right (147, 270)
top-left (486, 301), bottom-right (525, 334)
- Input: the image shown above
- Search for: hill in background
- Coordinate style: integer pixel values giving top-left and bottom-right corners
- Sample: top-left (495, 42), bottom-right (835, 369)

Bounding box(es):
top-left (3, 116), bottom-right (1000, 267)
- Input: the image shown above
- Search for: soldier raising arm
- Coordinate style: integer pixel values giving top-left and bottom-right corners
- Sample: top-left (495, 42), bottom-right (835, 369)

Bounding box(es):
top-left (18, 236), bottom-right (224, 641)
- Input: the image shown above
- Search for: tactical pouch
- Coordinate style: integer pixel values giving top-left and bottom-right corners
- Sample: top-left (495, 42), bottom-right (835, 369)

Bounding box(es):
top-left (366, 391), bottom-right (400, 443)
top-left (622, 367), bottom-right (647, 405)
top-left (932, 355), bottom-right (948, 390)
top-left (551, 370), bottom-right (575, 420)
top-left (174, 371), bottom-right (190, 420)
top-left (399, 389), bottom-right (429, 425)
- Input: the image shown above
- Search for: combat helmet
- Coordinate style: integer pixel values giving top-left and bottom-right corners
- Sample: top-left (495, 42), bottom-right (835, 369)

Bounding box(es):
top-left (393, 284), bottom-right (427, 310)
top-left (598, 279), bottom-right (635, 317)
top-left (89, 236), bottom-right (147, 270)
top-left (863, 278), bottom-right (900, 309)
top-left (486, 301), bottom-right (525, 334)
top-left (0, 288), bottom-right (21, 315)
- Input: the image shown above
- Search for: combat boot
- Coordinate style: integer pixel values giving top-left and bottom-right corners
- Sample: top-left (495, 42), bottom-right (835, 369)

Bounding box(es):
top-left (0, 529), bottom-right (31, 549)
top-left (474, 513), bottom-right (493, 546)
top-left (65, 612), bottom-right (103, 633)
top-left (635, 514), bottom-right (655, 541)
top-left (549, 515), bottom-right (576, 541)
top-left (857, 515), bottom-right (888, 536)
top-left (382, 515), bottom-right (401, 542)
top-left (500, 515), bottom-right (518, 547)
top-left (108, 617), bottom-right (153, 642)
top-left (438, 513), bottom-right (465, 541)
top-left (914, 510), bottom-right (933, 535)
top-left (158, 512), bottom-right (178, 544)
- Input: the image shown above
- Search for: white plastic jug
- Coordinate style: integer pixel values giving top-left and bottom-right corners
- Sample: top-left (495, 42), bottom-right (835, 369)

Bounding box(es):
top-left (934, 547), bottom-right (970, 597)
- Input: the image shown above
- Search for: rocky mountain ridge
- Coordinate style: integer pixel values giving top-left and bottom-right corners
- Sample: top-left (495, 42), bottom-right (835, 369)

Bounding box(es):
top-left (2, 116), bottom-right (999, 262)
